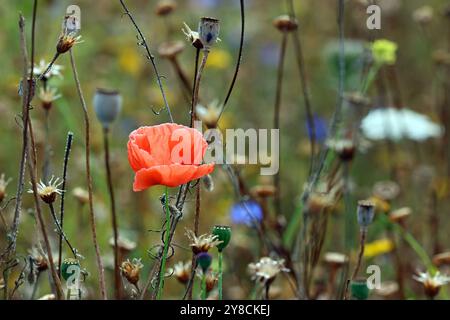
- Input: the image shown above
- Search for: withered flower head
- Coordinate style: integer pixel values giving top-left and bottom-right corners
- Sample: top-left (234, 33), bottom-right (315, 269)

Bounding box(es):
top-left (169, 261), bottom-right (191, 284)
top-left (324, 252), bottom-right (348, 269)
top-left (155, 0), bottom-right (177, 16)
top-left (120, 258), bottom-right (144, 285)
top-left (389, 207), bottom-right (411, 224)
top-left (413, 271), bottom-right (450, 299)
top-left (413, 6), bottom-right (434, 25)
top-left (182, 23), bottom-right (203, 49)
top-left (72, 187), bottom-right (89, 205)
top-left (273, 15), bottom-right (298, 32)
top-left (195, 101), bottom-right (222, 129)
top-left (326, 138), bottom-right (356, 162)
top-left (28, 176), bottom-right (63, 204)
top-left (196, 269), bottom-right (218, 292)
top-left (373, 180), bottom-right (400, 201)
top-left (250, 185), bottom-right (277, 198)
top-left (158, 41), bottom-right (185, 60)
top-left (185, 229), bottom-right (222, 254)
top-left (109, 236), bottom-right (137, 255)
top-left (39, 87), bottom-right (61, 110)
top-left (248, 257), bottom-right (290, 284)
top-left (29, 247), bottom-right (48, 272)
top-left (432, 252), bottom-right (450, 267)
top-left (56, 16), bottom-right (83, 54)
top-left (0, 173), bottom-right (12, 203)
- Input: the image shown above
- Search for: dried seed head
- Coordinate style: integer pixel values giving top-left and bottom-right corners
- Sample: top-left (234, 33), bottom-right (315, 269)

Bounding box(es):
top-left (158, 41), bottom-right (185, 60)
top-left (432, 252), bottom-right (450, 267)
top-left (323, 252), bottom-right (348, 269)
top-left (198, 17), bottom-right (220, 49)
top-left (72, 187), bottom-right (89, 205)
top-left (413, 271), bottom-right (450, 299)
top-left (186, 229), bottom-right (222, 254)
top-left (413, 6), bottom-right (434, 25)
top-left (56, 34), bottom-right (82, 54)
top-left (389, 207), bottom-right (411, 224)
top-left (0, 173), bottom-right (12, 203)
top-left (273, 15), bottom-right (298, 32)
top-left (356, 200), bottom-right (375, 229)
top-left (155, 0), bottom-right (177, 16)
top-left (28, 176), bottom-right (63, 204)
top-left (39, 87), bottom-right (62, 110)
top-left (373, 181), bottom-right (400, 201)
top-left (120, 258), bottom-right (144, 285)
top-left (169, 261), bottom-right (191, 284)
top-left (248, 257), bottom-right (290, 284)
top-left (93, 88), bottom-right (122, 129)
top-left (250, 185), bottom-right (277, 198)
top-left (196, 269), bottom-right (218, 292)
top-left (326, 138), bottom-right (356, 162)
top-left (182, 22), bottom-right (204, 49)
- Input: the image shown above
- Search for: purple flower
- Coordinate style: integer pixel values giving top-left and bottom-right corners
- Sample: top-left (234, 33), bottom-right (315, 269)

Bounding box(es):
top-left (305, 115), bottom-right (328, 143)
top-left (230, 200), bottom-right (263, 226)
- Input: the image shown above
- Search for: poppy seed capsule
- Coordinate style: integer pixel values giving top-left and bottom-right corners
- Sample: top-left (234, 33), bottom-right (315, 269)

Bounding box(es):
top-left (93, 88), bottom-right (122, 129)
top-left (61, 258), bottom-right (80, 281)
top-left (357, 200), bottom-right (375, 229)
top-left (212, 225), bottom-right (231, 252)
top-left (350, 279), bottom-right (369, 300)
top-left (196, 252), bottom-right (212, 273)
top-left (198, 17), bottom-right (220, 49)
top-left (273, 15), bottom-right (298, 32)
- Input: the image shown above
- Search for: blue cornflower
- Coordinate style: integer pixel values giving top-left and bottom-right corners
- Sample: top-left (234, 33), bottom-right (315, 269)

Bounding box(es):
top-left (230, 200), bottom-right (263, 226)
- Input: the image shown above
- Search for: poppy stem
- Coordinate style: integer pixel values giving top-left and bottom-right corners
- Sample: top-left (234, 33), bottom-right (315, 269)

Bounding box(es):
top-left (157, 186), bottom-right (170, 299)
top-left (102, 127), bottom-right (122, 300)
top-left (218, 250), bottom-right (223, 300)
top-left (70, 48), bottom-right (107, 300)
top-left (201, 273), bottom-right (207, 300)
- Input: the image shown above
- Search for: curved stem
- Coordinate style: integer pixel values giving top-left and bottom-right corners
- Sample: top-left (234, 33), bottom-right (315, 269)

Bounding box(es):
top-left (201, 273), bottom-right (207, 300)
top-left (119, 0), bottom-right (173, 122)
top-left (102, 127), bottom-right (122, 299)
top-left (157, 186), bottom-right (170, 299)
top-left (218, 0), bottom-right (245, 119)
top-left (49, 203), bottom-right (77, 258)
top-left (69, 49), bottom-right (107, 299)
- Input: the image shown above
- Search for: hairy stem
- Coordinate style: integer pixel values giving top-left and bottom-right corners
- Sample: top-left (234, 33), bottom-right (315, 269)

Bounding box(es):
top-left (156, 187), bottom-right (170, 299)
top-left (102, 127), bottom-right (122, 299)
top-left (70, 49), bottom-right (107, 299)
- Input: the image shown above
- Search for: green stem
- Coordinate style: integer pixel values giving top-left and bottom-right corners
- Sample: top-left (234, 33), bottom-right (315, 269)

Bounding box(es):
top-left (201, 273), bottom-right (207, 300)
top-left (218, 251), bottom-right (223, 300)
top-left (157, 187), bottom-right (170, 299)
top-left (361, 64), bottom-right (381, 95)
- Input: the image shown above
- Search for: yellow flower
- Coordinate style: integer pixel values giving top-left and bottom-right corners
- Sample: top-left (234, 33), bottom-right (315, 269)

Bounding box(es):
top-left (119, 47), bottom-right (141, 76)
top-left (371, 39), bottom-right (398, 65)
top-left (368, 196), bottom-right (391, 213)
top-left (364, 238), bottom-right (394, 258)
top-left (206, 49), bottom-right (232, 70)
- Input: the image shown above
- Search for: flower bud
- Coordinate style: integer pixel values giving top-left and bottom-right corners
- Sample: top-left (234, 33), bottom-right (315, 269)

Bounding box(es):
top-left (212, 225), bottom-right (231, 252)
top-left (93, 88), bottom-right (122, 129)
top-left (350, 279), bottom-right (369, 300)
top-left (196, 252), bottom-right (212, 273)
top-left (357, 200), bottom-right (375, 229)
top-left (198, 17), bottom-right (220, 49)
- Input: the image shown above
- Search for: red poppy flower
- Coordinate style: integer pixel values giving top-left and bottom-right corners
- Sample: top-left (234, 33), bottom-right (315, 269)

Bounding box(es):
top-left (127, 123), bottom-right (214, 191)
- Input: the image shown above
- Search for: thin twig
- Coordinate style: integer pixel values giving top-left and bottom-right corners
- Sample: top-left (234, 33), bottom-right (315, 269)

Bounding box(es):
top-left (69, 49), bottom-right (107, 299)
top-left (218, 0), bottom-right (245, 120)
top-left (119, 0), bottom-right (174, 122)
top-left (102, 127), bottom-right (122, 299)
top-left (58, 131), bottom-right (73, 276)
top-left (273, 32), bottom-right (288, 217)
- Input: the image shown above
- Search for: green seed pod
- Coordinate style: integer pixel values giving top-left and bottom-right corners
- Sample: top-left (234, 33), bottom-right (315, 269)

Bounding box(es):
top-left (212, 225), bottom-right (231, 252)
top-left (350, 279), bottom-right (369, 300)
top-left (196, 252), bottom-right (212, 273)
top-left (61, 258), bottom-right (80, 281)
